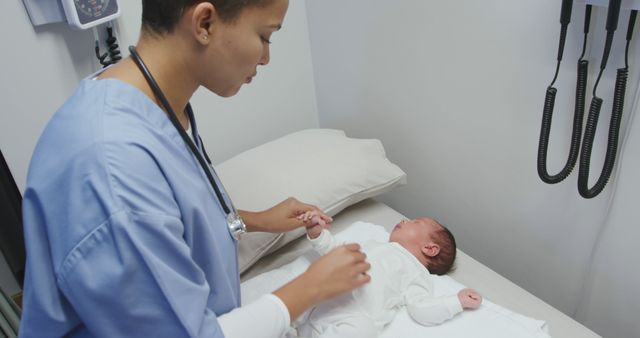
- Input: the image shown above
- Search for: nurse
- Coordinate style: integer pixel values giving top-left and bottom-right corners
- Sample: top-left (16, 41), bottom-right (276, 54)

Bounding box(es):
top-left (19, 0), bottom-right (371, 337)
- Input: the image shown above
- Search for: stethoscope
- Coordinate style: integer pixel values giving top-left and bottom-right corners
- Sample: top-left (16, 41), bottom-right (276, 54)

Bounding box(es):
top-left (128, 46), bottom-right (246, 240)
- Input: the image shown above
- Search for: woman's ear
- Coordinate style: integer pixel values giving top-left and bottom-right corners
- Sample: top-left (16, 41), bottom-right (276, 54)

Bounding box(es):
top-left (190, 2), bottom-right (216, 44)
top-left (422, 242), bottom-right (440, 258)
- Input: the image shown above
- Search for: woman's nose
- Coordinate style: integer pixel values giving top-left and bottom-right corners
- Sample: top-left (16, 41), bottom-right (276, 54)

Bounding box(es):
top-left (259, 45), bottom-right (270, 66)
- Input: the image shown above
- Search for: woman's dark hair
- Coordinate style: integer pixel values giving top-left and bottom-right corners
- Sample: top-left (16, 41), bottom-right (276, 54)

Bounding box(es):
top-left (142, 0), bottom-right (274, 35)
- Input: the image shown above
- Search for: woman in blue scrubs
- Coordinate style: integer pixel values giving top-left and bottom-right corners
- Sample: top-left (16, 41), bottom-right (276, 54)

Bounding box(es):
top-left (19, 1), bottom-right (371, 337)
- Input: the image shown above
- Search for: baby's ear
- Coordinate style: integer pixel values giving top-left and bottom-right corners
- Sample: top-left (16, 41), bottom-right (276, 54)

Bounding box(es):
top-left (422, 242), bottom-right (440, 258)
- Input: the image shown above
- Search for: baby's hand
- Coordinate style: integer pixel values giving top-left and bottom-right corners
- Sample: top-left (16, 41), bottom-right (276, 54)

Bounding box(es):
top-left (458, 288), bottom-right (482, 309)
top-left (298, 210), bottom-right (329, 239)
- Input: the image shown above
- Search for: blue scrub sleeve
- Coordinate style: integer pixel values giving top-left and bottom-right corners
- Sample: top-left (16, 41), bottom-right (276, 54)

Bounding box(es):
top-left (56, 210), bottom-right (225, 338)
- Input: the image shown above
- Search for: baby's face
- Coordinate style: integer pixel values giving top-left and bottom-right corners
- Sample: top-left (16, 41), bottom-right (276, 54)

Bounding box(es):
top-left (389, 217), bottom-right (441, 249)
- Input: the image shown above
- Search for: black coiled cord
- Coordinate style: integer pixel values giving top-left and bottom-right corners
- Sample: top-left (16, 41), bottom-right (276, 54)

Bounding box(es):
top-left (106, 25), bottom-right (122, 64)
top-left (95, 41), bottom-right (110, 67)
top-left (94, 23), bottom-right (122, 68)
top-left (578, 10), bottom-right (636, 198)
top-left (538, 5), bottom-right (591, 184)
top-left (578, 68), bottom-right (627, 198)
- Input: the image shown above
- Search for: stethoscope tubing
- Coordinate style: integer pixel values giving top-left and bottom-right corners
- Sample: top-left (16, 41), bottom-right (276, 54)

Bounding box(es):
top-left (128, 46), bottom-right (233, 215)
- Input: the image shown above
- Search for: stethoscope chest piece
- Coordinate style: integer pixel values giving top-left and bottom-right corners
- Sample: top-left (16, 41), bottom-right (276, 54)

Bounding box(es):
top-left (227, 212), bottom-right (246, 241)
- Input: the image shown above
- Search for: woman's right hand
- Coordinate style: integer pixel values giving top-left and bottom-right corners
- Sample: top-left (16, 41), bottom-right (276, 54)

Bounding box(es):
top-left (306, 243), bottom-right (371, 300)
top-left (272, 243), bottom-right (371, 321)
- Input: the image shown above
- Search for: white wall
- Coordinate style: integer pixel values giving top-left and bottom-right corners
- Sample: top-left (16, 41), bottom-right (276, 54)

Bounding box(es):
top-left (575, 87), bottom-right (640, 337)
top-left (0, 1), bottom-right (317, 293)
top-left (306, 1), bottom-right (639, 337)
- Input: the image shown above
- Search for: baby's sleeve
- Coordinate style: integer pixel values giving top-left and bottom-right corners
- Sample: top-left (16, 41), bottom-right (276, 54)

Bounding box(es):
top-left (403, 278), bottom-right (463, 326)
top-left (308, 229), bottom-right (342, 255)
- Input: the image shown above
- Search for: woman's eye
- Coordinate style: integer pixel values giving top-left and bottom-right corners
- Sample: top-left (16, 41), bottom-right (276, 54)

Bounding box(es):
top-left (261, 36), bottom-right (272, 44)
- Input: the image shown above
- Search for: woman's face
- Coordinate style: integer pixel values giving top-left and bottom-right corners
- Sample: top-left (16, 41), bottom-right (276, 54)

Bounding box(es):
top-left (203, 0), bottom-right (289, 97)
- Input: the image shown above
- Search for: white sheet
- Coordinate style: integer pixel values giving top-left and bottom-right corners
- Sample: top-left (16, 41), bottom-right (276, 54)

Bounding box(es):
top-left (241, 222), bottom-right (551, 338)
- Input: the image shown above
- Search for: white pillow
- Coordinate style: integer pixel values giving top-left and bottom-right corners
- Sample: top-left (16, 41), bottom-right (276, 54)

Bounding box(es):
top-left (216, 129), bottom-right (406, 272)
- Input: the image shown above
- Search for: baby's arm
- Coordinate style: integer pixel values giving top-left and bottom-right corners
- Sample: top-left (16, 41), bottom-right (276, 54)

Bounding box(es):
top-left (300, 211), bottom-right (342, 255)
top-left (405, 284), bottom-right (463, 326)
top-left (405, 282), bottom-right (482, 326)
top-left (307, 229), bottom-right (344, 255)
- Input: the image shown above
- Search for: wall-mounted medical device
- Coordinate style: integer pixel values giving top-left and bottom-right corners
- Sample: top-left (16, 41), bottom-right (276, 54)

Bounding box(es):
top-left (538, 0), bottom-right (638, 199)
top-left (23, 0), bottom-right (121, 30)
top-left (580, 0), bottom-right (640, 8)
top-left (23, 0), bottom-right (123, 68)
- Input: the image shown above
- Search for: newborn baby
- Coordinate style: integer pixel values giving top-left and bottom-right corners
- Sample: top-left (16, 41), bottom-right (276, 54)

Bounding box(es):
top-left (292, 212), bottom-right (482, 338)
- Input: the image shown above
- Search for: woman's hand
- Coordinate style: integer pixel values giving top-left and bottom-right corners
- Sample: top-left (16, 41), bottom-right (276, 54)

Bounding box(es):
top-left (272, 243), bottom-right (371, 320)
top-left (240, 197), bottom-right (332, 233)
top-left (305, 243), bottom-right (371, 299)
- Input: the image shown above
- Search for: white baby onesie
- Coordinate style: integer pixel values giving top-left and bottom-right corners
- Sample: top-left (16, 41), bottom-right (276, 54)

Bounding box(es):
top-left (295, 229), bottom-right (463, 338)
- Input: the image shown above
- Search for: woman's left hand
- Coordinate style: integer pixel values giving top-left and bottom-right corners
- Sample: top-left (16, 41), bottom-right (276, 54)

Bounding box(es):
top-left (239, 197), bottom-right (332, 233)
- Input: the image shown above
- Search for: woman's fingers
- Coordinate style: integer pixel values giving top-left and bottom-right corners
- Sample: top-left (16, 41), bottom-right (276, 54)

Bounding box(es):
top-left (343, 243), bottom-right (361, 252)
top-left (304, 243), bottom-right (372, 301)
top-left (355, 261), bottom-right (371, 274)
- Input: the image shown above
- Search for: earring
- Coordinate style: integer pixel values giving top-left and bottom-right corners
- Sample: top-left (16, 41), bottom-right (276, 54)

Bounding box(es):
top-left (203, 34), bottom-right (208, 41)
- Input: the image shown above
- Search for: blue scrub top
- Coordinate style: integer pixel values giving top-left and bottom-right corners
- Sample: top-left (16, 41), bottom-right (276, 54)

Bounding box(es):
top-left (19, 75), bottom-right (240, 337)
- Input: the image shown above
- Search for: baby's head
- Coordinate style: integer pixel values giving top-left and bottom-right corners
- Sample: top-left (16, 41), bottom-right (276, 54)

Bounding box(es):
top-left (389, 217), bottom-right (456, 275)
